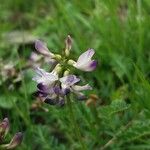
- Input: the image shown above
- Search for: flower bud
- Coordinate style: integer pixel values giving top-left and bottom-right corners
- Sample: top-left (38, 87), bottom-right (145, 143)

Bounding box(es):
top-left (54, 54), bottom-right (62, 60)
top-left (65, 35), bottom-right (72, 56)
top-left (68, 59), bottom-right (76, 66)
top-left (52, 64), bottom-right (62, 74)
top-left (63, 70), bottom-right (70, 76)
top-left (3, 132), bottom-right (23, 149)
top-left (0, 118), bottom-right (9, 139)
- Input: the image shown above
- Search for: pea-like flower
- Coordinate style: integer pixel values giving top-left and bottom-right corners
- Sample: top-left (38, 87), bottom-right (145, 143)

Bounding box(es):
top-left (0, 118), bottom-right (9, 140)
top-left (73, 49), bottom-right (97, 72)
top-left (60, 75), bottom-right (80, 91)
top-left (32, 67), bottom-right (58, 86)
top-left (3, 132), bottom-right (23, 149)
top-left (35, 40), bottom-right (55, 58)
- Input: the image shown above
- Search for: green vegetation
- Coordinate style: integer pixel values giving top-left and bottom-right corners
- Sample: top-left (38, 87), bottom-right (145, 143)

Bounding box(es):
top-left (0, 0), bottom-right (150, 149)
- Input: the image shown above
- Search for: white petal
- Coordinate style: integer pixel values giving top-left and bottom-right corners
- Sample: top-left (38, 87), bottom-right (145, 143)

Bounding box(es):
top-left (60, 75), bottom-right (80, 87)
top-left (35, 40), bottom-right (54, 57)
top-left (33, 67), bottom-right (58, 86)
top-left (30, 52), bottom-right (42, 62)
top-left (72, 84), bottom-right (92, 91)
top-left (74, 60), bottom-right (97, 72)
top-left (76, 49), bottom-right (95, 65)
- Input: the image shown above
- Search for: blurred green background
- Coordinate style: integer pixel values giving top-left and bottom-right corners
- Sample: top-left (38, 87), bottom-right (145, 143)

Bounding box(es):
top-left (0, 0), bottom-right (150, 149)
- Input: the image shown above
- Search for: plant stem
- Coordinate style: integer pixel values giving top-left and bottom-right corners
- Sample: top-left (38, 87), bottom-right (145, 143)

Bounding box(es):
top-left (66, 95), bottom-right (87, 150)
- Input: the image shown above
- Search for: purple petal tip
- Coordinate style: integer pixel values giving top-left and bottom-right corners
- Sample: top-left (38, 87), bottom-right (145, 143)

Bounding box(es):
top-left (37, 83), bottom-right (47, 91)
top-left (90, 60), bottom-right (97, 70)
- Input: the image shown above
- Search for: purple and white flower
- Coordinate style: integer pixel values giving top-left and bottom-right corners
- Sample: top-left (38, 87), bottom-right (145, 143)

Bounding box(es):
top-left (32, 67), bottom-right (58, 86)
top-left (3, 132), bottom-right (23, 149)
top-left (60, 75), bottom-right (80, 90)
top-left (33, 35), bottom-right (96, 106)
top-left (35, 40), bottom-right (55, 58)
top-left (0, 118), bottom-right (9, 139)
top-left (72, 84), bottom-right (92, 91)
top-left (33, 67), bottom-right (66, 106)
top-left (32, 67), bottom-right (59, 97)
top-left (60, 75), bottom-right (92, 100)
top-left (73, 49), bottom-right (97, 72)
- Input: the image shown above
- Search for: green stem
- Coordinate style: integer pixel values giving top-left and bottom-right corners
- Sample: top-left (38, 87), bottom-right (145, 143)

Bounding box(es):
top-left (66, 96), bottom-right (87, 150)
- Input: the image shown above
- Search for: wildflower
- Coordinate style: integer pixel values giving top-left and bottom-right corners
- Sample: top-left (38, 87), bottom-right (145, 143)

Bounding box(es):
top-left (3, 132), bottom-right (23, 149)
top-left (73, 49), bottom-right (97, 72)
top-left (60, 75), bottom-right (92, 100)
top-left (60, 75), bottom-right (80, 91)
top-left (35, 40), bottom-right (55, 58)
top-left (33, 35), bottom-right (97, 106)
top-left (32, 67), bottom-right (58, 87)
top-left (0, 118), bottom-right (9, 140)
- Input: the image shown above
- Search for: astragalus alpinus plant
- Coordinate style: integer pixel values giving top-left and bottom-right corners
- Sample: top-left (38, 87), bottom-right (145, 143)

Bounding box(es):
top-left (32, 35), bottom-right (97, 149)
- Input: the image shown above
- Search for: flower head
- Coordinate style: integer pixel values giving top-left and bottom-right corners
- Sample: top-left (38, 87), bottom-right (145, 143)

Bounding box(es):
top-left (33, 35), bottom-right (97, 106)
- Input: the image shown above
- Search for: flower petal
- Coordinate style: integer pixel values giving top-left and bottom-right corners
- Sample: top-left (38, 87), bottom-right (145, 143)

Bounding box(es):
top-left (30, 52), bottom-right (42, 62)
top-left (60, 75), bottom-right (80, 88)
top-left (0, 118), bottom-right (9, 138)
top-left (75, 60), bottom-right (97, 72)
top-left (3, 132), bottom-right (23, 149)
top-left (65, 35), bottom-right (72, 50)
top-left (32, 67), bottom-right (58, 85)
top-left (76, 49), bottom-right (95, 65)
top-left (73, 49), bottom-right (97, 71)
top-left (72, 84), bottom-right (92, 91)
top-left (35, 40), bottom-right (54, 57)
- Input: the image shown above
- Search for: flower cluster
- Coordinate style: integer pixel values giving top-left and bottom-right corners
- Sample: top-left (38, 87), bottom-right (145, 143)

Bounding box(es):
top-left (0, 118), bottom-right (23, 149)
top-left (33, 35), bottom-right (97, 106)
